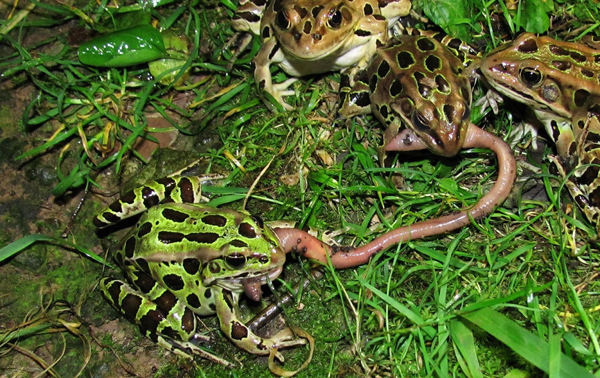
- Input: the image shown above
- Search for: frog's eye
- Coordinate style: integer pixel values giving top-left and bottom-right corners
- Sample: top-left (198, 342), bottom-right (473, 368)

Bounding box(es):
top-left (520, 68), bottom-right (542, 86)
top-left (328, 9), bottom-right (343, 29)
top-left (226, 253), bottom-right (247, 269)
top-left (411, 112), bottom-right (430, 131)
top-left (276, 10), bottom-right (290, 29)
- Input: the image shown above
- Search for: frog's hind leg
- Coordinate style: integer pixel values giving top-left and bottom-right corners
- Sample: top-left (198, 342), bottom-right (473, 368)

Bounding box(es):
top-left (100, 277), bottom-right (233, 366)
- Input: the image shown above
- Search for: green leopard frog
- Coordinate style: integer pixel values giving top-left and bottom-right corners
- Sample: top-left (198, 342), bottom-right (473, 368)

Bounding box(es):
top-left (340, 30), bottom-right (479, 158)
top-left (94, 176), bottom-right (307, 367)
top-left (232, 0), bottom-right (411, 110)
top-left (480, 33), bottom-right (600, 229)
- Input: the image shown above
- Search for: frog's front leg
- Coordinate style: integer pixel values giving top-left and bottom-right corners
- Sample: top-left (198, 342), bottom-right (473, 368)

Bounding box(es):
top-left (551, 113), bottom-right (600, 227)
top-left (100, 277), bottom-right (234, 367)
top-left (214, 287), bottom-right (307, 361)
top-left (253, 38), bottom-right (297, 111)
top-left (231, 0), bottom-right (266, 36)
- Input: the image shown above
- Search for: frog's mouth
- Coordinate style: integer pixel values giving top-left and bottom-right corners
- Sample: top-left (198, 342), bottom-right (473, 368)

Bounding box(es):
top-left (216, 266), bottom-right (283, 301)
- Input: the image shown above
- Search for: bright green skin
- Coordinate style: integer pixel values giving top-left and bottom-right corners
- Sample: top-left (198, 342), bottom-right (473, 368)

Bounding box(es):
top-left (95, 176), bottom-right (305, 365)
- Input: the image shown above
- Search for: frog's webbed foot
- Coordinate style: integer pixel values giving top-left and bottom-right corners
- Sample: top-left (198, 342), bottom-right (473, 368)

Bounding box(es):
top-left (261, 78), bottom-right (298, 111)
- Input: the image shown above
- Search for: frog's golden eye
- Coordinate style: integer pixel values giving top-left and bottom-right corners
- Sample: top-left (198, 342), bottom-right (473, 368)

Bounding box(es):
top-left (226, 253), bottom-right (247, 269)
top-left (276, 10), bottom-right (290, 29)
top-left (328, 9), bottom-right (343, 29)
top-left (520, 68), bottom-right (542, 86)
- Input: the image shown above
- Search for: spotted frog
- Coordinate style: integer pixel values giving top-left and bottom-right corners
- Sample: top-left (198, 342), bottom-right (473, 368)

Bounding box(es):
top-left (94, 176), bottom-right (308, 367)
top-left (232, 0), bottom-right (411, 110)
top-left (298, 33), bottom-right (516, 268)
top-left (480, 33), bottom-right (600, 228)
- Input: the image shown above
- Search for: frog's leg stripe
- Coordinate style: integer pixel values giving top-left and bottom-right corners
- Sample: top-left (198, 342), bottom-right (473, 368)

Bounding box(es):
top-left (94, 176), bottom-right (204, 228)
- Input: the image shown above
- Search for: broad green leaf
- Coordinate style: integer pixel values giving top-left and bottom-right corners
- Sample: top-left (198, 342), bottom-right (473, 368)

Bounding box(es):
top-left (78, 24), bottom-right (167, 67)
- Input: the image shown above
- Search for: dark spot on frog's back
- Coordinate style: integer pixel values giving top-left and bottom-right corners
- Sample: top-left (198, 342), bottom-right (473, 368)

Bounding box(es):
top-left (163, 274), bottom-right (185, 291)
top-left (551, 60), bottom-right (571, 71)
top-left (158, 231), bottom-right (185, 244)
top-left (390, 79), bottom-right (403, 96)
top-left (396, 51), bottom-right (415, 69)
top-left (377, 59), bottom-right (390, 78)
top-left (416, 37), bottom-right (435, 51)
top-left (581, 69), bottom-right (594, 78)
top-left (311, 5), bottom-right (322, 18)
top-left (369, 74), bottom-right (378, 92)
top-left (363, 3), bottom-right (373, 15)
top-left (303, 21), bottom-right (311, 35)
top-left (569, 51), bottom-right (586, 63)
top-left (239, 222), bottom-right (257, 238)
top-left (574, 89), bottom-right (590, 107)
top-left (183, 258), bottom-right (201, 275)
top-left (162, 208), bottom-right (189, 223)
top-left (186, 293), bottom-right (201, 309)
top-left (548, 44), bottom-right (568, 56)
top-left (186, 232), bottom-right (219, 244)
top-left (518, 38), bottom-right (538, 53)
top-left (137, 222), bottom-right (153, 238)
top-left (425, 54), bottom-right (442, 71)
top-left (202, 214), bottom-right (227, 227)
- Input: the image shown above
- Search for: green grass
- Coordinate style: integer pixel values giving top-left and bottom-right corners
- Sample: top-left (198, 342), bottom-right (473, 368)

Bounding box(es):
top-left (1, 0), bottom-right (600, 376)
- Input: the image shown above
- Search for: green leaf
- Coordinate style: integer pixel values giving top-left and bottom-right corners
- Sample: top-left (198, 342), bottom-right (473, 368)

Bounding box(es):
top-left (78, 24), bottom-right (167, 67)
top-left (522, 0), bottom-right (551, 33)
top-left (419, 0), bottom-right (471, 40)
top-left (461, 307), bottom-right (594, 377)
top-left (451, 319), bottom-right (483, 378)
top-left (0, 234), bottom-right (112, 267)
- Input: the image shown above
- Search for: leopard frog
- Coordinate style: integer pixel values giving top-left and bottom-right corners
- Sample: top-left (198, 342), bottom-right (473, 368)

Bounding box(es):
top-left (480, 33), bottom-right (600, 228)
top-left (340, 31), bottom-right (479, 157)
top-left (94, 176), bottom-right (309, 367)
top-left (298, 33), bottom-right (516, 268)
top-left (232, 0), bottom-right (411, 110)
